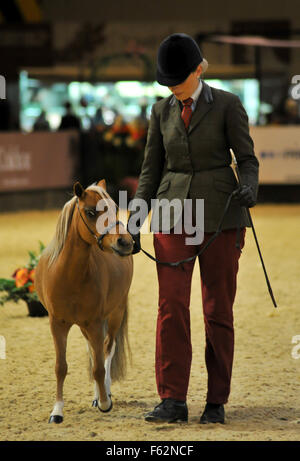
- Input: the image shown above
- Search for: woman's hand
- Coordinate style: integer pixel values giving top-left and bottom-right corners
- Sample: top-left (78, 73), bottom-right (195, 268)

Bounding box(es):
top-left (127, 212), bottom-right (141, 254)
top-left (233, 184), bottom-right (256, 208)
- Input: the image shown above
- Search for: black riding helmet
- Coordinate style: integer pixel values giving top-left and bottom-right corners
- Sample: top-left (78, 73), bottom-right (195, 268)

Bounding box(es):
top-left (156, 33), bottom-right (208, 87)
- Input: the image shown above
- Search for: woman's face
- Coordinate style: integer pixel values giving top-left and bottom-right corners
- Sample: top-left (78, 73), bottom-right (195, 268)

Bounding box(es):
top-left (168, 64), bottom-right (202, 101)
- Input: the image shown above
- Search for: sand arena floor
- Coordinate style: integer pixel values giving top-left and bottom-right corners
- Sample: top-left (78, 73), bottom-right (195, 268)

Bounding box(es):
top-left (0, 204), bottom-right (299, 441)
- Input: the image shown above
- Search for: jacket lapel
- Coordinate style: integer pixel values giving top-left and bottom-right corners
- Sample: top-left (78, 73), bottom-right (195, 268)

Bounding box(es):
top-left (188, 81), bottom-right (213, 135)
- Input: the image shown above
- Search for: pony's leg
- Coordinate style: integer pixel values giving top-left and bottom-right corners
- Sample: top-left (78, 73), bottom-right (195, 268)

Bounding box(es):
top-left (92, 381), bottom-right (101, 408)
top-left (102, 307), bottom-right (126, 398)
top-left (87, 339), bottom-right (116, 407)
top-left (104, 339), bottom-right (116, 399)
top-left (84, 337), bottom-right (101, 407)
top-left (48, 315), bottom-right (71, 424)
top-left (85, 325), bottom-right (112, 413)
top-left (79, 328), bottom-right (99, 404)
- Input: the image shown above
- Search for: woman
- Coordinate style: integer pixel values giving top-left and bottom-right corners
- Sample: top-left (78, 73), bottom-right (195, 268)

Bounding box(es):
top-left (128, 33), bottom-right (259, 424)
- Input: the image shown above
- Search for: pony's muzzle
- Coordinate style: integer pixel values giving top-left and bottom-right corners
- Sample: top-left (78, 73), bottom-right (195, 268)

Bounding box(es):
top-left (115, 236), bottom-right (134, 255)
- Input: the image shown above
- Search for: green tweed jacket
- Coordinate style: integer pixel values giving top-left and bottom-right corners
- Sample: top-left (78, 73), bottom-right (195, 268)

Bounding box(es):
top-left (133, 80), bottom-right (259, 233)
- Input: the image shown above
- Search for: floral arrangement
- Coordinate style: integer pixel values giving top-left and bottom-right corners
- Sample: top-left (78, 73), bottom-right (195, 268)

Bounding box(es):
top-left (103, 115), bottom-right (147, 149)
top-left (0, 241), bottom-right (45, 306)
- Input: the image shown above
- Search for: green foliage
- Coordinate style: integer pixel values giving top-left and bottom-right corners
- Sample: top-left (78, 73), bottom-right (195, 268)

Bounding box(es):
top-left (26, 241), bottom-right (45, 270)
top-left (0, 241), bottom-right (45, 306)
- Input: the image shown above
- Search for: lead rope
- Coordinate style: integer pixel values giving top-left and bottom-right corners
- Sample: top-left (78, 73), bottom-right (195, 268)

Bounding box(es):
top-left (138, 191), bottom-right (236, 269)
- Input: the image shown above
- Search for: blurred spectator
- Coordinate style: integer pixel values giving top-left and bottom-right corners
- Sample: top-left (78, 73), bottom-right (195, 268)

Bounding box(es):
top-left (0, 99), bottom-right (10, 131)
top-left (58, 102), bottom-right (81, 130)
top-left (140, 103), bottom-right (148, 121)
top-left (79, 96), bottom-right (94, 130)
top-left (93, 106), bottom-right (106, 132)
top-left (33, 110), bottom-right (50, 131)
top-left (126, 117), bottom-right (148, 149)
top-left (103, 114), bottom-right (129, 146)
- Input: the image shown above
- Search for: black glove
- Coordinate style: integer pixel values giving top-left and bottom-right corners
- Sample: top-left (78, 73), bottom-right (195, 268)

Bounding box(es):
top-left (130, 231), bottom-right (141, 255)
top-left (233, 184), bottom-right (256, 208)
top-left (127, 212), bottom-right (141, 255)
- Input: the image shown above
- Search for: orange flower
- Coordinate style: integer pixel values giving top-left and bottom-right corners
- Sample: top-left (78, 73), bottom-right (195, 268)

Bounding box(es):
top-left (29, 269), bottom-right (35, 282)
top-left (15, 268), bottom-right (30, 288)
top-left (28, 269), bottom-right (35, 292)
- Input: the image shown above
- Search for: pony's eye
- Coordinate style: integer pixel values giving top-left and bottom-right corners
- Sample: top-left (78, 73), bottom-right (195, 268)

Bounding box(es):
top-left (85, 209), bottom-right (96, 218)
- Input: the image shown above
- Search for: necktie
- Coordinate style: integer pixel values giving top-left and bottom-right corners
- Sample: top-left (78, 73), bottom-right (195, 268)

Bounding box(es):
top-left (181, 97), bottom-right (193, 130)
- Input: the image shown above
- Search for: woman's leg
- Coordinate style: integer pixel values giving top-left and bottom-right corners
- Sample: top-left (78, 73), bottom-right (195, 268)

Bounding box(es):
top-left (199, 228), bottom-right (246, 404)
top-left (153, 230), bottom-right (197, 401)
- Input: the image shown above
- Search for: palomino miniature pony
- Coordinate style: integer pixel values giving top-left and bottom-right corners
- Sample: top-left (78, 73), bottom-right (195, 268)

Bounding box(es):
top-left (35, 180), bottom-right (134, 423)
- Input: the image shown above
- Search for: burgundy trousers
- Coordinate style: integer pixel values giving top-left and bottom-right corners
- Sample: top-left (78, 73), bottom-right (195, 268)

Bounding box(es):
top-left (153, 226), bottom-right (246, 404)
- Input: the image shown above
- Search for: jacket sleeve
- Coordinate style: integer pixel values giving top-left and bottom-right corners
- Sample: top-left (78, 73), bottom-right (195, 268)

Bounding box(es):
top-left (225, 95), bottom-right (259, 199)
top-left (133, 103), bottom-right (165, 210)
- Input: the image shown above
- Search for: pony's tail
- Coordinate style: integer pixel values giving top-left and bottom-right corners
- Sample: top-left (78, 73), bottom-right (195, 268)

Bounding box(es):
top-left (111, 299), bottom-right (131, 382)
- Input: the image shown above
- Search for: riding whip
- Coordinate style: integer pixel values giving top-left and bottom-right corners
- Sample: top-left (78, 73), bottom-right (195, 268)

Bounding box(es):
top-left (230, 149), bottom-right (277, 308)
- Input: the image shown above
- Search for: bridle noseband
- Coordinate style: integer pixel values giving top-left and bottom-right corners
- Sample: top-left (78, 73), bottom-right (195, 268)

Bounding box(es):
top-left (76, 198), bottom-right (122, 250)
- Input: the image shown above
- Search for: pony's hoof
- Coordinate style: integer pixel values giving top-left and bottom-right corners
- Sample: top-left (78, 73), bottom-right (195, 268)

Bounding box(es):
top-left (98, 397), bottom-right (113, 413)
top-left (49, 415), bottom-right (63, 424)
top-left (92, 399), bottom-right (98, 407)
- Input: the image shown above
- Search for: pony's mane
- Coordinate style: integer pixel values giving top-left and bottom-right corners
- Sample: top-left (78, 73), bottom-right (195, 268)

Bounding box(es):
top-left (43, 183), bottom-right (115, 267)
top-left (42, 195), bottom-right (77, 267)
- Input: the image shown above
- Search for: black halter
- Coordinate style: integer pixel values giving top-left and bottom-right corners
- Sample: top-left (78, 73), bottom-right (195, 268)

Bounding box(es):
top-left (76, 198), bottom-right (122, 250)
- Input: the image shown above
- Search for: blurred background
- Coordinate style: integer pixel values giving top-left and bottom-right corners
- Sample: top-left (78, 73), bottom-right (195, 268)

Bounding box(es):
top-left (1, 0), bottom-right (300, 211)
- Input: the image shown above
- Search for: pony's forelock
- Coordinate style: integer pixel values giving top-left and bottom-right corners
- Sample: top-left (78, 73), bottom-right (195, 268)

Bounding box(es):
top-left (86, 183), bottom-right (117, 208)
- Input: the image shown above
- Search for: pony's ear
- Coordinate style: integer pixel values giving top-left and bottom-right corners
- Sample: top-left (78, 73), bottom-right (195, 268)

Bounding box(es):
top-left (73, 181), bottom-right (86, 198)
top-left (97, 179), bottom-right (106, 190)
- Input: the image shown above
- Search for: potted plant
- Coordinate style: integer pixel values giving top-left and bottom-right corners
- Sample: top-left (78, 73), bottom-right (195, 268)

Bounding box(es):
top-left (0, 241), bottom-right (48, 317)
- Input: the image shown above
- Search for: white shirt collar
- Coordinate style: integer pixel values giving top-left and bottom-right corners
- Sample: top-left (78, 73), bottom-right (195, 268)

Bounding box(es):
top-left (191, 80), bottom-right (202, 104)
